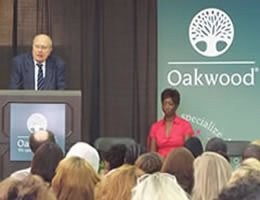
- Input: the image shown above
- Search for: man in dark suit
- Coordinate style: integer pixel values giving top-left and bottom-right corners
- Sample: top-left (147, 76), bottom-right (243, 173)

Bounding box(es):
top-left (9, 34), bottom-right (65, 90)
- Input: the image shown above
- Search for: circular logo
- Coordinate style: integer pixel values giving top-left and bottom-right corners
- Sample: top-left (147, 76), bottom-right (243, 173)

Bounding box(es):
top-left (189, 8), bottom-right (234, 57)
top-left (27, 113), bottom-right (48, 133)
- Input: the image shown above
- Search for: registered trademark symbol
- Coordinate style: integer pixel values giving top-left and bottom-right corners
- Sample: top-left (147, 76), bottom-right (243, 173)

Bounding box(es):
top-left (255, 67), bottom-right (259, 72)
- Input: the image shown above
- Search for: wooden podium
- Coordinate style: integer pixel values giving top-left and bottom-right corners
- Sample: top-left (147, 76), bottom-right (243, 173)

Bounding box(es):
top-left (0, 90), bottom-right (81, 180)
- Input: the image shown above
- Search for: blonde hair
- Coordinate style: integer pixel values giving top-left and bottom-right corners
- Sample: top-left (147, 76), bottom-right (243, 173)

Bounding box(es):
top-left (95, 164), bottom-right (144, 200)
top-left (132, 172), bottom-right (189, 200)
top-left (52, 156), bottom-right (100, 200)
top-left (251, 140), bottom-right (260, 146)
top-left (228, 158), bottom-right (260, 185)
top-left (192, 152), bottom-right (232, 200)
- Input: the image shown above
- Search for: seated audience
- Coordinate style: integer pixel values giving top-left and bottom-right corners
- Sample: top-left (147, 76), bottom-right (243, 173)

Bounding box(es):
top-left (184, 136), bottom-right (203, 158)
top-left (217, 171), bottom-right (260, 200)
top-left (102, 144), bottom-right (127, 174)
top-left (66, 141), bottom-right (100, 172)
top-left (31, 142), bottom-right (64, 183)
top-left (135, 152), bottom-right (163, 174)
top-left (192, 152), bottom-right (232, 200)
top-left (205, 137), bottom-right (229, 161)
top-left (161, 147), bottom-right (194, 194)
top-left (124, 143), bottom-right (146, 165)
top-left (11, 130), bottom-right (56, 180)
top-left (228, 158), bottom-right (260, 185)
top-left (131, 172), bottom-right (189, 200)
top-left (7, 175), bottom-right (56, 200)
top-left (95, 164), bottom-right (144, 200)
top-left (242, 144), bottom-right (260, 160)
top-left (52, 156), bottom-right (100, 200)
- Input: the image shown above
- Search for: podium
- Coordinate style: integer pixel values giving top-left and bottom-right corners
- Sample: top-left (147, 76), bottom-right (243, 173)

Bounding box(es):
top-left (0, 90), bottom-right (81, 180)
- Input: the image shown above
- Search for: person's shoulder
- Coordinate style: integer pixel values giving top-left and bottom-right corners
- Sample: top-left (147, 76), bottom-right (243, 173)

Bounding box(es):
top-left (151, 119), bottom-right (164, 128)
top-left (14, 52), bottom-right (32, 61)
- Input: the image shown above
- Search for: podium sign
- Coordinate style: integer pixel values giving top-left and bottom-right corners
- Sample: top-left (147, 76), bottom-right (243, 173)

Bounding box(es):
top-left (10, 103), bottom-right (65, 161)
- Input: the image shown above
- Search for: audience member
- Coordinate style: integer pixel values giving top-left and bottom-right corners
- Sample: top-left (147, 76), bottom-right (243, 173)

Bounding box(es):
top-left (124, 143), bottom-right (146, 165)
top-left (228, 158), bottom-right (260, 185)
top-left (192, 152), bottom-right (232, 200)
top-left (52, 156), bottom-right (100, 200)
top-left (148, 88), bottom-right (194, 158)
top-left (102, 144), bottom-right (127, 174)
top-left (7, 175), bottom-right (56, 200)
top-left (31, 142), bottom-right (64, 183)
top-left (184, 137), bottom-right (203, 158)
top-left (131, 172), bottom-right (189, 200)
top-left (95, 164), bottom-right (144, 200)
top-left (205, 137), bottom-right (229, 161)
top-left (0, 177), bottom-right (20, 200)
top-left (161, 147), bottom-right (194, 194)
top-left (135, 152), bottom-right (163, 174)
top-left (217, 171), bottom-right (260, 200)
top-left (11, 130), bottom-right (56, 180)
top-left (242, 144), bottom-right (260, 160)
top-left (66, 142), bottom-right (100, 172)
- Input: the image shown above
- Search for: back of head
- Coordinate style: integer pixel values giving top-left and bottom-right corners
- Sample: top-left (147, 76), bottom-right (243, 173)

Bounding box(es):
top-left (205, 137), bottom-right (229, 161)
top-left (184, 137), bottom-right (203, 158)
top-left (95, 164), bottom-right (144, 200)
top-left (31, 142), bottom-right (64, 183)
top-left (242, 144), bottom-right (260, 160)
top-left (66, 142), bottom-right (100, 172)
top-left (217, 171), bottom-right (260, 200)
top-left (132, 172), bottom-right (189, 200)
top-left (52, 156), bottom-right (100, 200)
top-left (102, 144), bottom-right (127, 170)
top-left (135, 152), bottom-right (163, 174)
top-left (206, 137), bottom-right (227, 153)
top-left (0, 177), bottom-right (20, 200)
top-left (124, 143), bottom-right (146, 165)
top-left (251, 140), bottom-right (260, 146)
top-left (7, 175), bottom-right (56, 200)
top-left (29, 130), bottom-right (56, 153)
top-left (192, 152), bottom-right (232, 200)
top-left (161, 147), bottom-right (194, 194)
top-left (228, 158), bottom-right (260, 185)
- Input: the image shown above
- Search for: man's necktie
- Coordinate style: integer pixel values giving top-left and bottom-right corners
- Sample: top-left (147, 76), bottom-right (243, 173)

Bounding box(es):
top-left (37, 63), bottom-right (44, 90)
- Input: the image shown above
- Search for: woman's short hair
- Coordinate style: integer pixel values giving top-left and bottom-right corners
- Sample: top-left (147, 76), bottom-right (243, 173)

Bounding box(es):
top-left (192, 152), bottom-right (232, 200)
top-left (161, 147), bottom-right (194, 194)
top-left (31, 142), bottom-right (64, 183)
top-left (135, 152), bottom-right (163, 174)
top-left (161, 88), bottom-right (180, 106)
top-left (131, 172), bottom-right (189, 200)
top-left (95, 164), bottom-right (144, 200)
top-left (184, 137), bottom-right (203, 158)
top-left (52, 156), bottom-right (100, 200)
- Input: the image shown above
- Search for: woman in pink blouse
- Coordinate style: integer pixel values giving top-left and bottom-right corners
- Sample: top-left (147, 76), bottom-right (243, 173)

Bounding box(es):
top-left (148, 88), bottom-right (194, 157)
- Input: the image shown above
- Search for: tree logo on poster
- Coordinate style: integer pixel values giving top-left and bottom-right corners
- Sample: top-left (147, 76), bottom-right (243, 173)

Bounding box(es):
top-left (27, 113), bottom-right (48, 133)
top-left (189, 8), bottom-right (234, 57)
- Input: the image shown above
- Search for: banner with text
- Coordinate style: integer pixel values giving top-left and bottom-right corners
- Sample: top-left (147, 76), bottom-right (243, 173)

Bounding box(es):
top-left (158, 0), bottom-right (260, 145)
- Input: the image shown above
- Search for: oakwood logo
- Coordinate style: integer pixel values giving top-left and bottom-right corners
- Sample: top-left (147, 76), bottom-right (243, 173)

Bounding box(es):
top-left (27, 113), bottom-right (48, 133)
top-left (189, 8), bottom-right (234, 57)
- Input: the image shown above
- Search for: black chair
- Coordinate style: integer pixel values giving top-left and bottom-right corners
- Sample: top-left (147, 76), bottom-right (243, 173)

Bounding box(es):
top-left (94, 137), bottom-right (136, 152)
top-left (225, 140), bottom-right (250, 157)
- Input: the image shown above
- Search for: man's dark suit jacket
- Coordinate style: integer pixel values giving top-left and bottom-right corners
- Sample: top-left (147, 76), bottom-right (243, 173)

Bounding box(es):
top-left (9, 52), bottom-right (65, 90)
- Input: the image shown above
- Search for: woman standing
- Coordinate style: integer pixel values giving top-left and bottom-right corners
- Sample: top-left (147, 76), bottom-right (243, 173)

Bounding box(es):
top-left (148, 88), bottom-right (194, 157)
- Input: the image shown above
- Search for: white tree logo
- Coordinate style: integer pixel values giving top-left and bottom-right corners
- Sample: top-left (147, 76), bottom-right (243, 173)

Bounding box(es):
top-left (189, 8), bottom-right (234, 57)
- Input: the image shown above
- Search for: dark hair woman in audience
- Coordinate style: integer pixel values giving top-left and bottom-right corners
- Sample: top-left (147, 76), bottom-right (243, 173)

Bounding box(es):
top-left (148, 88), bottom-right (194, 157)
top-left (102, 144), bottom-right (127, 174)
top-left (124, 143), bottom-right (146, 165)
top-left (161, 147), bottom-right (194, 195)
top-left (184, 137), bottom-right (203, 158)
top-left (31, 142), bottom-right (64, 183)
